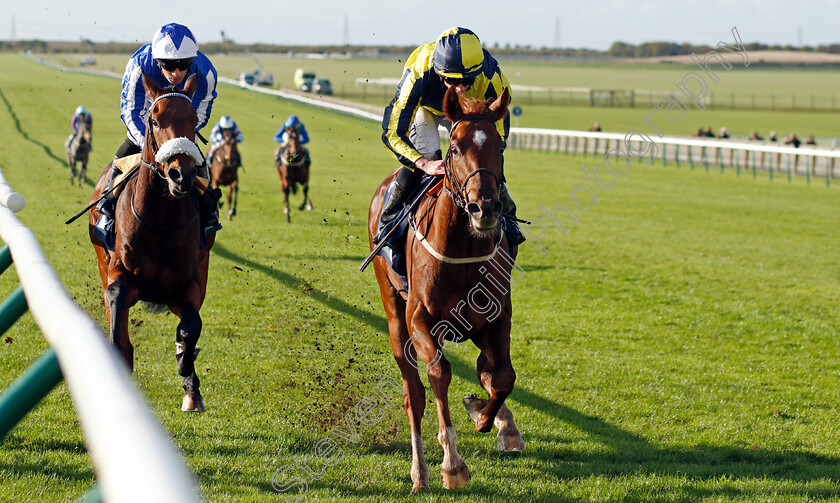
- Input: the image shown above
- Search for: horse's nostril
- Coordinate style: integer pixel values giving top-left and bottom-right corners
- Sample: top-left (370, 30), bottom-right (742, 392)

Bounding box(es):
top-left (492, 200), bottom-right (503, 216)
top-left (169, 170), bottom-right (182, 183)
top-left (466, 202), bottom-right (481, 215)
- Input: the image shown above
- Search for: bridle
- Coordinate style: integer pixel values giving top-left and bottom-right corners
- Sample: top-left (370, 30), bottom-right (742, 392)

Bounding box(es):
top-left (443, 115), bottom-right (503, 210)
top-left (141, 92), bottom-right (202, 181)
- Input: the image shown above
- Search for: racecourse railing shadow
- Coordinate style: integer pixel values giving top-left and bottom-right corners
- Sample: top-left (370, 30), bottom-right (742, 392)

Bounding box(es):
top-left (210, 242), bottom-right (389, 335)
top-left (0, 87), bottom-right (66, 168)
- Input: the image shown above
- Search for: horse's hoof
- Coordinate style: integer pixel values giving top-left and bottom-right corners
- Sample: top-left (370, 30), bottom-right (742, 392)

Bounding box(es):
top-left (463, 395), bottom-right (487, 421)
top-left (306, 204), bottom-right (313, 211)
top-left (181, 393), bottom-right (206, 412)
top-left (410, 483), bottom-right (428, 494)
top-left (440, 464), bottom-right (470, 490)
top-left (283, 207), bottom-right (289, 214)
top-left (498, 428), bottom-right (525, 452)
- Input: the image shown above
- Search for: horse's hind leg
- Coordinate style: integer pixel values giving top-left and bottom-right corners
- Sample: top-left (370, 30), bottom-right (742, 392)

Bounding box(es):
top-left (227, 182), bottom-right (236, 219)
top-left (105, 277), bottom-right (135, 371)
top-left (176, 304), bottom-right (205, 412)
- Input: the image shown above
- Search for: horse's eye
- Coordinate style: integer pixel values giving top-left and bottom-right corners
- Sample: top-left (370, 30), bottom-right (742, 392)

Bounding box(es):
top-left (450, 145), bottom-right (459, 157)
top-left (150, 119), bottom-right (159, 128)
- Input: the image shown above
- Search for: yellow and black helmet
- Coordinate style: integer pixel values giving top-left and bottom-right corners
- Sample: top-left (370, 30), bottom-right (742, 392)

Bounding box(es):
top-left (433, 27), bottom-right (485, 79)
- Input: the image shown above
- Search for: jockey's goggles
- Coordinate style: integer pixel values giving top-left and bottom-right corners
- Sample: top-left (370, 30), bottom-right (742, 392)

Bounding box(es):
top-left (443, 76), bottom-right (475, 88)
top-left (157, 58), bottom-right (194, 72)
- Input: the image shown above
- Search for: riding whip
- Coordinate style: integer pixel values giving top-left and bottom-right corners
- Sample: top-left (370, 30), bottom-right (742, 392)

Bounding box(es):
top-left (64, 165), bottom-right (140, 225)
top-left (359, 175), bottom-right (440, 272)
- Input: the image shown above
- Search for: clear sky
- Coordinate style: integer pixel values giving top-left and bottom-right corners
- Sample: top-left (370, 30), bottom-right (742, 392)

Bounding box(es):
top-left (3, 0), bottom-right (839, 50)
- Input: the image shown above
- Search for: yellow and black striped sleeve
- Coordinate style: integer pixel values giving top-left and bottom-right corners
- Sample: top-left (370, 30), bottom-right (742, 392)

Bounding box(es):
top-left (381, 44), bottom-right (435, 169)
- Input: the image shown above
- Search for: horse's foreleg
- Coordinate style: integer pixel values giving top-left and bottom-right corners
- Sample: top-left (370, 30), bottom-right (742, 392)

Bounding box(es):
top-left (105, 276), bottom-right (134, 371)
top-left (283, 186), bottom-right (291, 223)
top-left (80, 160), bottom-right (87, 185)
top-left (299, 183), bottom-right (313, 211)
top-left (176, 304), bottom-right (204, 412)
top-left (231, 182), bottom-right (238, 218)
top-left (410, 312), bottom-right (470, 490)
top-left (464, 327), bottom-right (522, 450)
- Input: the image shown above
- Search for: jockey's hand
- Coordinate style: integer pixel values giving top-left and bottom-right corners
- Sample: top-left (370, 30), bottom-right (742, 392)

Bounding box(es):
top-left (414, 157), bottom-right (445, 176)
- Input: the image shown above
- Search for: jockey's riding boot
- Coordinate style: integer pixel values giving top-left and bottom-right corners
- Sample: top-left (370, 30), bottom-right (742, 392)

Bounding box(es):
top-left (379, 165), bottom-right (422, 225)
top-left (94, 163), bottom-right (120, 219)
top-left (196, 160), bottom-right (222, 236)
top-left (199, 190), bottom-right (223, 236)
top-left (500, 182), bottom-right (526, 246)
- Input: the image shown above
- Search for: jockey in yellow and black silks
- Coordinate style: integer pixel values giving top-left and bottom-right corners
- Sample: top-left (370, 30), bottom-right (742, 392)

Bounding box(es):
top-left (378, 27), bottom-right (524, 245)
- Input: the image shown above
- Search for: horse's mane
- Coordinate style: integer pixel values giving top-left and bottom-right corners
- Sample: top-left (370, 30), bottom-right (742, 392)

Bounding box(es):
top-left (459, 96), bottom-right (490, 116)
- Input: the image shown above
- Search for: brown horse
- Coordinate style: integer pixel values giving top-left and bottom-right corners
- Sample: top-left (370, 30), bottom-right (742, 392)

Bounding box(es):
top-left (210, 128), bottom-right (241, 220)
top-left (66, 119), bottom-right (91, 186)
top-left (88, 73), bottom-right (213, 412)
top-left (274, 127), bottom-right (312, 222)
top-left (367, 87), bottom-right (523, 493)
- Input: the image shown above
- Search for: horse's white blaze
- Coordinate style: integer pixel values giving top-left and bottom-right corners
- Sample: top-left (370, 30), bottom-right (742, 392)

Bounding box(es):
top-left (473, 130), bottom-right (488, 149)
top-left (155, 137), bottom-right (204, 164)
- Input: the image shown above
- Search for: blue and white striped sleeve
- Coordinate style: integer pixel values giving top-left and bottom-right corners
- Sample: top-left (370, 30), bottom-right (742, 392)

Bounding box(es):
top-left (120, 58), bottom-right (148, 148)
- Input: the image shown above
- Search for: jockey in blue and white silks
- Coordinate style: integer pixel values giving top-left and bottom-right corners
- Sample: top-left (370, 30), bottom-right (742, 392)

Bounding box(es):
top-left (273, 115), bottom-right (310, 145)
top-left (120, 24), bottom-right (217, 149)
top-left (209, 116), bottom-right (244, 144)
top-left (96, 22), bottom-right (221, 237)
top-left (207, 115), bottom-right (243, 161)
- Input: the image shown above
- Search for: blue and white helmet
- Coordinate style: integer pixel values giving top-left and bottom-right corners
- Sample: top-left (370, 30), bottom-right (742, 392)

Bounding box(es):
top-left (151, 23), bottom-right (199, 60)
top-left (284, 115), bottom-right (300, 129)
top-left (219, 115), bottom-right (234, 129)
top-left (75, 105), bottom-right (87, 116)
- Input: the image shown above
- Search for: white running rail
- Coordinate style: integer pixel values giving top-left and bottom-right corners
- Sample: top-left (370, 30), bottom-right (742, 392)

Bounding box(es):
top-left (0, 166), bottom-right (200, 503)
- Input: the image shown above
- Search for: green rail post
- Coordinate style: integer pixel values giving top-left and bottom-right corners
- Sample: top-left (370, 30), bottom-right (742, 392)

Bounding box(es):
top-left (703, 146), bottom-right (709, 172)
top-left (662, 145), bottom-right (667, 167)
top-left (0, 286), bottom-right (28, 338)
top-left (0, 246), bottom-right (12, 275)
top-left (675, 145), bottom-right (681, 169)
top-left (688, 146), bottom-right (694, 170)
top-left (0, 348), bottom-right (63, 440)
top-left (80, 484), bottom-right (102, 503)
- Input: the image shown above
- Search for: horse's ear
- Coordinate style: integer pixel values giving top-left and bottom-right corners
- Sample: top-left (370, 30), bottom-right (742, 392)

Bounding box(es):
top-left (486, 88), bottom-right (511, 123)
top-left (183, 75), bottom-right (198, 99)
top-left (142, 71), bottom-right (163, 101)
top-left (442, 86), bottom-right (464, 124)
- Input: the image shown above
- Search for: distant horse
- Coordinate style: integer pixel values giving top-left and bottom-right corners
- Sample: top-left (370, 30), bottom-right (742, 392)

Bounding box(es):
top-left (210, 128), bottom-right (241, 220)
top-left (274, 127), bottom-right (312, 222)
top-left (66, 119), bottom-right (91, 186)
top-left (88, 73), bottom-right (213, 412)
top-left (368, 87), bottom-right (523, 493)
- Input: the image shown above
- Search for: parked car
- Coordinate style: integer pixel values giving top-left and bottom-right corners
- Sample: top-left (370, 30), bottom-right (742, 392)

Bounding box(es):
top-left (294, 68), bottom-right (316, 91)
top-left (313, 78), bottom-right (332, 95)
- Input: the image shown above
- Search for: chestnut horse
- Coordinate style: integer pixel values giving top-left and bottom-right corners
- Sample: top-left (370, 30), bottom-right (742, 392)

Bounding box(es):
top-left (88, 73), bottom-right (213, 412)
top-left (210, 128), bottom-right (240, 220)
top-left (274, 127), bottom-right (312, 222)
top-left (66, 119), bottom-right (91, 186)
top-left (368, 87), bottom-right (523, 493)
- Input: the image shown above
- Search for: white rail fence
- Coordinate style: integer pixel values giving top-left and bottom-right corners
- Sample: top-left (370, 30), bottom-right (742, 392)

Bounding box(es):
top-left (0, 167), bottom-right (200, 503)
top-left (30, 54), bottom-right (840, 184)
top-left (507, 128), bottom-right (840, 182)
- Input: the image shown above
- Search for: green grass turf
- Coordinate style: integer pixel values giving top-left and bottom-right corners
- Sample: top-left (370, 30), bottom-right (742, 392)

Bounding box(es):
top-left (2, 53), bottom-right (840, 502)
